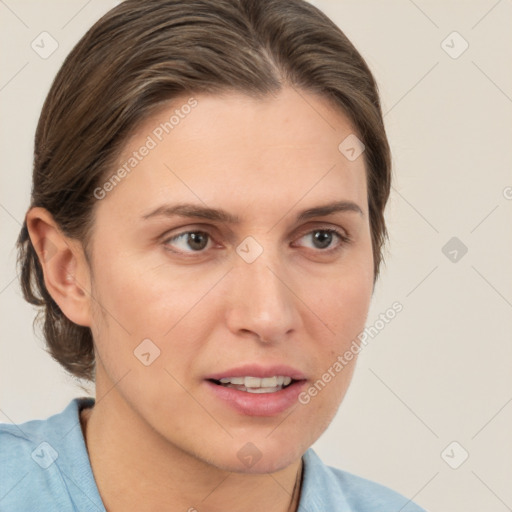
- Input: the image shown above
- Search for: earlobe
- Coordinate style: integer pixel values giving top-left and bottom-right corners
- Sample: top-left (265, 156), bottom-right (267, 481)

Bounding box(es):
top-left (25, 207), bottom-right (92, 327)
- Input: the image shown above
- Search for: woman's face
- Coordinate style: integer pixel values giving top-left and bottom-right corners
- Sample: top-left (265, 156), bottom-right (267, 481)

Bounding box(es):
top-left (86, 86), bottom-right (374, 473)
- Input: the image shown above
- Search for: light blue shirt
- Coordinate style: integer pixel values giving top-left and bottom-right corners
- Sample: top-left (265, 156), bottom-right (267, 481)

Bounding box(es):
top-left (0, 398), bottom-right (426, 511)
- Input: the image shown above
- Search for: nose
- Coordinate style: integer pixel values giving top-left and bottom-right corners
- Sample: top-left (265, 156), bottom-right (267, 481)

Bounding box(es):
top-left (225, 250), bottom-right (301, 344)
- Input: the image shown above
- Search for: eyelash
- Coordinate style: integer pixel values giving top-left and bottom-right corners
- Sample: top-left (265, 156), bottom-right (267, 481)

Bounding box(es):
top-left (162, 227), bottom-right (351, 257)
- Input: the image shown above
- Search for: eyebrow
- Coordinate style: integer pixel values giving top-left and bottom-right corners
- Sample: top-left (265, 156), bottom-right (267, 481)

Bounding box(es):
top-left (141, 200), bottom-right (363, 223)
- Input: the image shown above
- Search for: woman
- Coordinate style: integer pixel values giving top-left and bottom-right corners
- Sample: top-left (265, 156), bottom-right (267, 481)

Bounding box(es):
top-left (1, 0), bottom-right (426, 510)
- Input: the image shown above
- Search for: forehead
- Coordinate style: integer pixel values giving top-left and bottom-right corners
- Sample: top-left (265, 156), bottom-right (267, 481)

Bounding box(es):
top-left (100, 87), bottom-right (367, 219)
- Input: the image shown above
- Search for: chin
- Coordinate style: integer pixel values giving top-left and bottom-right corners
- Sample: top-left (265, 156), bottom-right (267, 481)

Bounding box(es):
top-left (219, 451), bottom-right (302, 475)
top-left (208, 435), bottom-right (309, 475)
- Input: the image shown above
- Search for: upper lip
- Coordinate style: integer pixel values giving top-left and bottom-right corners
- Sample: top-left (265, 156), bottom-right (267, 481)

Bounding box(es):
top-left (205, 364), bottom-right (307, 381)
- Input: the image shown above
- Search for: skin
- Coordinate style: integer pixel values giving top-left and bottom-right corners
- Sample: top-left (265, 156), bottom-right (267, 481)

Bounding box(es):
top-left (27, 86), bottom-right (374, 512)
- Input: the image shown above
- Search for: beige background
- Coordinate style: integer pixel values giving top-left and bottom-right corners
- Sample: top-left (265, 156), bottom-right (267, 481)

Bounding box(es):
top-left (1, 1), bottom-right (511, 510)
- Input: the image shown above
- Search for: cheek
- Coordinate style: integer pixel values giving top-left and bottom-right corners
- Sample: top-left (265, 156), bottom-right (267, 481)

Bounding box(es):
top-left (312, 250), bottom-right (373, 347)
top-left (310, 278), bottom-right (370, 407)
top-left (88, 246), bottom-right (227, 376)
top-left (300, 243), bottom-right (373, 413)
top-left (90, 244), bottom-right (208, 330)
top-left (299, 278), bottom-right (370, 431)
top-left (332, 274), bottom-right (372, 341)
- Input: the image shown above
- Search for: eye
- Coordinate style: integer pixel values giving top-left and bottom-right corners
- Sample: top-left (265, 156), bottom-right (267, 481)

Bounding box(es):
top-left (294, 228), bottom-right (350, 251)
top-left (161, 227), bottom-right (350, 256)
top-left (163, 230), bottom-right (212, 253)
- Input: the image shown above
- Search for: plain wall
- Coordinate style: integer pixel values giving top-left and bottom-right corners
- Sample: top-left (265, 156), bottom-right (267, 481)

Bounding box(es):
top-left (1, 1), bottom-right (511, 511)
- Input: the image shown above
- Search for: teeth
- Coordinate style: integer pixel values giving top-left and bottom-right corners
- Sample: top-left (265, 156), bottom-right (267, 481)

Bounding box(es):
top-left (245, 376), bottom-right (261, 388)
top-left (217, 375), bottom-right (294, 389)
top-left (245, 386), bottom-right (280, 394)
top-left (261, 376), bottom-right (277, 387)
top-left (219, 377), bottom-right (244, 385)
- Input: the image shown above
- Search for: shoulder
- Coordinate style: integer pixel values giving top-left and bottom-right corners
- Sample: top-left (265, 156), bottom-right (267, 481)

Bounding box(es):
top-left (0, 411), bottom-right (59, 477)
top-left (0, 398), bottom-right (89, 464)
top-left (0, 398), bottom-right (101, 512)
top-left (300, 449), bottom-right (428, 512)
top-left (0, 408), bottom-right (67, 511)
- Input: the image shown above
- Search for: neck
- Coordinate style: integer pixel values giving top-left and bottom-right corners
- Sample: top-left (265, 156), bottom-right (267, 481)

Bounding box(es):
top-left (80, 391), bottom-right (303, 512)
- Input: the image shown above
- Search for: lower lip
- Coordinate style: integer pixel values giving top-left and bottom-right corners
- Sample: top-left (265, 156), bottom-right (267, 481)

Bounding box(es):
top-left (204, 380), bottom-right (307, 416)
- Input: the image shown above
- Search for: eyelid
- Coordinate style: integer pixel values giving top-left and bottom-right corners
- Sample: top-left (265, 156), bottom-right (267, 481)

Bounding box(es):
top-left (160, 224), bottom-right (219, 242)
top-left (294, 222), bottom-right (350, 239)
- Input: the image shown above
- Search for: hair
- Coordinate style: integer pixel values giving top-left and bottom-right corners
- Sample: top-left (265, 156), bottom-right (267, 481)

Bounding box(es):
top-left (17, 0), bottom-right (392, 382)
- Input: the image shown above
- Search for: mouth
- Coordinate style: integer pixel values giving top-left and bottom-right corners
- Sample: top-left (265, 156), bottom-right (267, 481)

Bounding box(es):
top-left (204, 365), bottom-right (308, 416)
top-left (207, 375), bottom-right (297, 394)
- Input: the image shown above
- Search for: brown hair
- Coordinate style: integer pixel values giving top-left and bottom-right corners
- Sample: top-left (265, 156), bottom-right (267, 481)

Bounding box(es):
top-left (17, 0), bottom-right (392, 382)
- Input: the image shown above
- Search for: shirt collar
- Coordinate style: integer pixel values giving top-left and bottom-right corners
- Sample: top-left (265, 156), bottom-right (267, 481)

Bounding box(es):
top-left (299, 448), bottom-right (352, 511)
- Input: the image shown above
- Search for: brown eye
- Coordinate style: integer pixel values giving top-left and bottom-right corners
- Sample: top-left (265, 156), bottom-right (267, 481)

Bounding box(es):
top-left (164, 231), bottom-right (211, 252)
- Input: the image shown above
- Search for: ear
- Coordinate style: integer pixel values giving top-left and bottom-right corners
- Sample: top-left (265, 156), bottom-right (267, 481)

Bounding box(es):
top-left (26, 207), bottom-right (92, 327)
